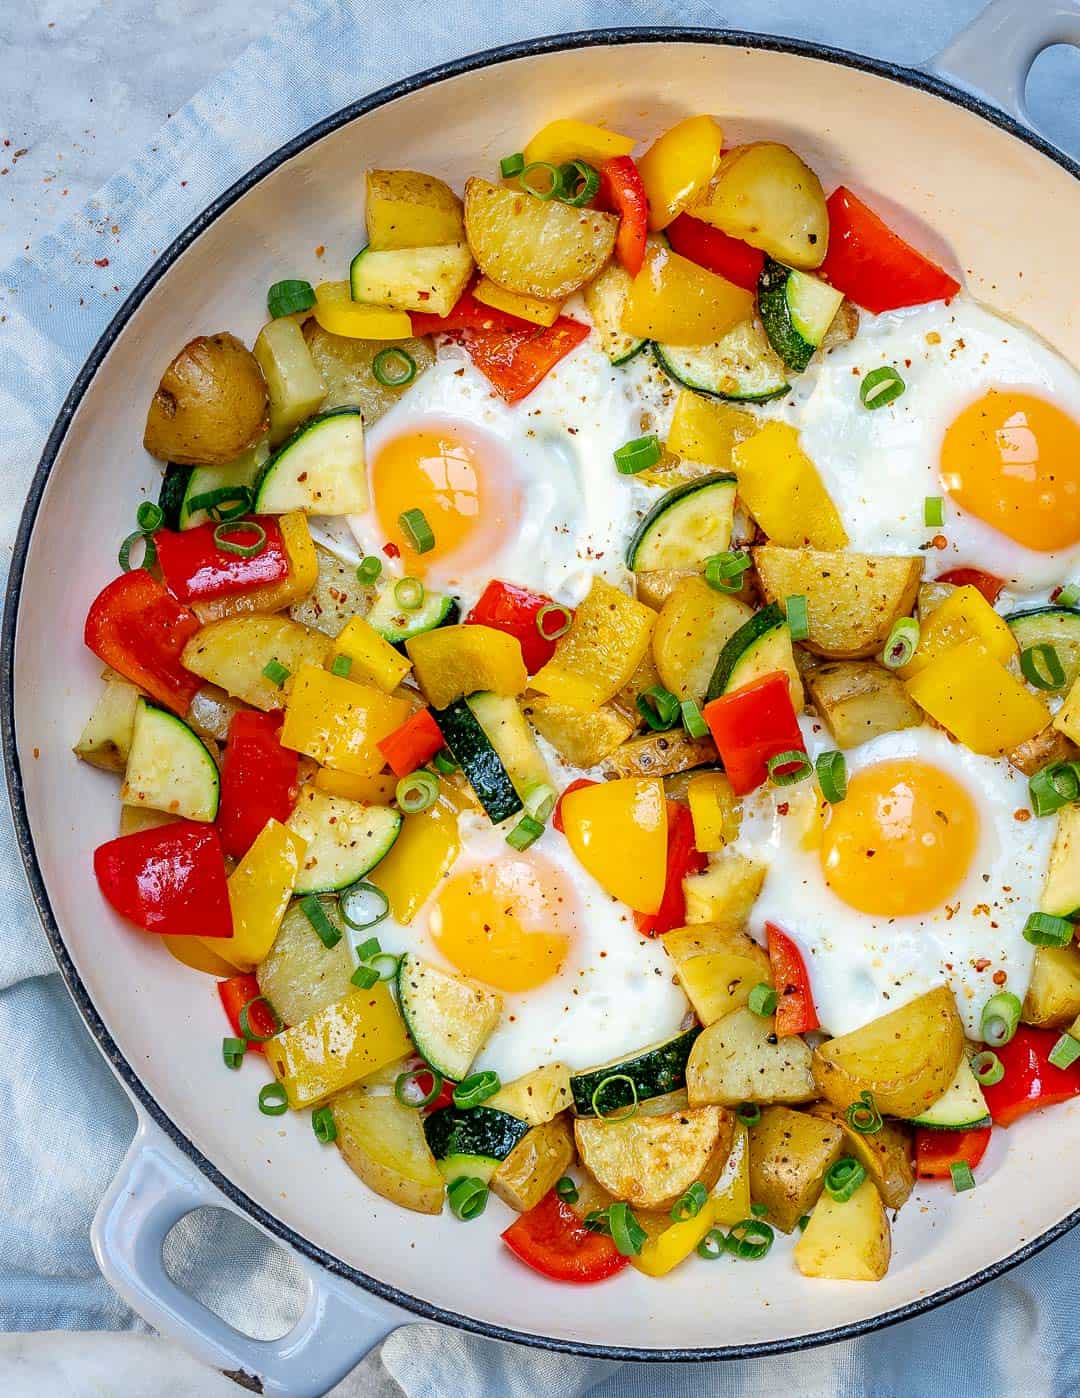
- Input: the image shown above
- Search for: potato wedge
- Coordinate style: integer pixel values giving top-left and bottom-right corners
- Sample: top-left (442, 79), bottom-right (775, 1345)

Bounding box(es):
top-left (185, 685), bottom-right (248, 745)
top-left (748, 1106), bottom-right (845, 1233)
top-left (181, 615), bottom-right (330, 710)
top-left (464, 177), bottom-right (617, 300)
top-left (486, 1063), bottom-right (573, 1125)
top-left (491, 1115), bottom-right (575, 1213)
top-left (806, 1103), bottom-right (915, 1210)
top-left (302, 321), bottom-right (434, 423)
top-left (1022, 944), bottom-right (1080, 1028)
top-left (333, 1082), bottom-right (444, 1214)
top-left (687, 1008), bottom-right (816, 1107)
top-left (754, 545), bottom-right (923, 659)
top-left (601, 728), bottom-right (717, 781)
top-left (1008, 723), bottom-right (1077, 778)
top-left (653, 576), bottom-right (754, 704)
top-left (804, 660), bottom-right (923, 749)
top-left (143, 333), bottom-right (268, 466)
top-left (691, 142), bottom-right (829, 270)
top-left (253, 316), bottom-right (326, 446)
top-left (575, 1104), bottom-right (732, 1212)
top-left (812, 986), bottom-right (964, 1119)
top-left (794, 1177), bottom-right (891, 1280)
top-left (288, 543), bottom-right (378, 638)
top-left (681, 852), bottom-right (765, 925)
top-left (634, 569), bottom-right (699, 610)
top-left (523, 696), bottom-right (633, 769)
top-left (664, 923), bottom-right (771, 1026)
top-left (365, 169), bottom-right (465, 250)
top-left (73, 674), bottom-right (140, 772)
top-left (257, 902), bottom-right (356, 1026)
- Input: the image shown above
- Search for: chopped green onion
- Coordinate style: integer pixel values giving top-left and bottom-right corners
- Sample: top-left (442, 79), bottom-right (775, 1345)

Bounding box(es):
top-left (736, 1103), bottom-right (761, 1126)
top-left (924, 496), bottom-right (944, 528)
top-left (355, 936), bottom-right (382, 963)
top-left (433, 749), bottom-right (458, 775)
top-left (980, 990), bottom-right (1022, 1045)
top-left (608, 1201), bottom-right (647, 1257)
top-left (882, 616), bottom-right (920, 668)
top-left (750, 1203), bottom-right (769, 1218)
top-left (786, 595), bottom-right (809, 642)
top-left (357, 555), bottom-right (383, 584)
top-left (1029, 760), bottom-right (1080, 817)
top-left (351, 965), bottom-right (379, 989)
top-left (845, 1091), bottom-right (883, 1135)
top-left (330, 654), bottom-right (352, 679)
top-left (372, 347), bottom-right (417, 387)
top-left (213, 520), bottom-right (266, 557)
top-left (299, 894), bottom-right (342, 949)
top-left (262, 658), bottom-right (290, 687)
top-left (312, 1105), bottom-right (337, 1144)
top-left (1021, 643), bottom-right (1066, 691)
top-left (1024, 912), bottom-right (1074, 947)
top-left (137, 501), bottom-right (164, 532)
top-left (523, 782), bottom-right (557, 824)
top-left (555, 1176), bottom-right (579, 1204)
top-left (767, 749), bottom-right (812, 786)
top-left (118, 529), bottom-right (157, 573)
top-left (500, 152), bottom-right (525, 179)
top-left (798, 1214), bottom-right (811, 1232)
top-left (1057, 583), bottom-right (1080, 609)
top-left (704, 550), bottom-right (752, 594)
top-left (860, 365), bottom-right (906, 409)
top-left (816, 750), bottom-right (848, 804)
top-left (614, 433), bottom-right (663, 475)
top-left (670, 1181), bottom-right (709, 1223)
top-left (506, 815), bottom-right (544, 851)
top-left (448, 1176), bottom-right (489, 1221)
top-left (637, 684), bottom-right (680, 731)
top-left (396, 769), bottom-right (439, 814)
top-left (696, 1227), bottom-right (727, 1260)
top-left (186, 486), bottom-right (252, 522)
top-left (558, 159), bottom-right (600, 207)
top-left (824, 1156), bottom-right (866, 1203)
top-left (970, 1050), bottom-right (1005, 1086)
top-left (725, 1218), bottom-right (774, 1260)
top-left (394, 577), bottom-right (425, 610)
top-left (338, 880), bottom-right (390, 933)
top-left (1050, 1034), bottom-right (1080, 1070)
top-left (582, 1207), bottom-right (611, 1235)
top-left (680, 699), bottom-right (709, 740)
top-left (452, 1071), bottom-right (502, 1109)
top-left (238, 995), bottom-right (283, 1044)
top-left (222, 1037), bottom-right (246, 1070)
top-left (748, 982), bottom-right (778, 1017)
top-left (536, 604), bottom-right (573, 641)
top-left (950, 1161), bottom-right (976, 1193)
top-left (399, 508), bottom-right (435, 555)
top-left (591, 1073), bottom-right (638, 1122)
top-left (267, 278), bottom-right (316, 318)
top-left (520, 161), bottom-right (563, 200)
top-left (395, 1066), bottom-right (443, 1108)
top-left (353, 951), bottom-right (401, 986)
top-left (258, 1083), bottom-right (289, 1117)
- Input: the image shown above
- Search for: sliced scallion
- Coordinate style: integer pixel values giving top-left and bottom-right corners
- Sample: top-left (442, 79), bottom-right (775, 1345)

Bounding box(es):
top-left (613, 433), bottom-right (663, 476)
top-left (267, 279), bottom-right (316, 318)
top-left (186, 486), bottom-right (251, 522)
top-left (399, 508), bottom-right (435, 554)
top-left (262, 658), bottom-right (290, 687)
top-left (357, 555), bottom-right (383, 584)
top-left (725, 1218), bottom-right (774, 1260)
top-left (339, 880), bottom-right (390, 933)
top-left (980, 990), bottom-right (1022, 1046)
top-left (591, 1072), bottom-right (638, 1122)
top-left (924, 496), bottom-right (944, 528)
top-left (767, 749), bottom-right (812, 786)
top-left (214, 520), bottom-right (266, 557)
top-left (680, 699), bottom-right (708, 740)
top-left (748, 983), bottom-right (778, 1017)
top-left (523, 782), bottom-right (557, 824)
top-left (636, 684), bottom-right (680, 732)
top-left (704, 551), bottom-right (751, 594)
top-left (299, 894), bottom-right (342, 949)
top-left (452, 1071), bottom-right (501, 1109)
top-left (670, 1181), bottom-right (708, 1223)
top-left (696, 1227), bottom-right (727, 1260)
top-left (500, 152), bottom-right (525, 179)
top-left (786, 594), bottom-right (809, 642)
top-left (312, 1105), bottom-right (337, 1144)
top-left (950, 1161), bottom-right (976, 1193)
top-left (448, 1175), bottom-right (488, 1221)
top-left (137, 501), bottom-right (164, 532)
top-left (396, 769), bottom-right (439, 814)
top-left (258, 1083), bottom-right (289, 1117)
top-left (1029, 760), bottom-right (1080, 817)
top-left (608, 1201), bottom-right (647, 1257)
top-left (536, 604), bottom-right (573, 641)
top-left (845, 1091), bottom-right (882, 1135)
top-left (555, 1176), bottom-right (578, 1204)
top-left (372, 347), bottom-right (417, 387)
top-left (558, 159), bottom-right (600, 207)
top-left (1049, 1033), bottom-right (1080, 1070)
top-left (970, 1050), bottom-right (1004, 1086)
top-left (238, 995), bottom-right (283, 1044)
top-left (882, 616), bottom-right (919, 669)
top-left (394, 577), bottom-right (425, 610)
top-left (736, 1103), bottom-right (761, 1126)
top-left (824, 1156), bottom-right (866, 1203)
top-left (1020, 643), bottom-right (1066, 691)
top-left (816, 750), bottom-right (847, 804)
top-left (506, 815), bottom-right (545, 851)
top-left (395, 1066), bottom-right (443, 1109)
top-left (222, 1037), bottom-right (246, 1070)
top-left (330, 654), bottom-right (352, 679)
top-left (520, 162), bottom-right (562, 201)
top-left (1024, 912), bottom-right (1074, 947)
top-left (860, 365), bottom-right (906, 409)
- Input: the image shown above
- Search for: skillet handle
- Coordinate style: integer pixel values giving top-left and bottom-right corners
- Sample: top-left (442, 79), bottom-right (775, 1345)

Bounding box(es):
top-left (928, 0), bottom-right (1080, 129)
top-left (91, 1113), bottom-right (406, 1398)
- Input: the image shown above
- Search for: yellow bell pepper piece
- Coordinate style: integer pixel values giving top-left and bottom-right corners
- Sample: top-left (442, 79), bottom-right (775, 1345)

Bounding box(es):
top-left (473, 276), bottom-right (562, 327)
top-left (209, 819), bottom-right (306, 972)
top-left (732, 422), bottom-right (848, 550)
top-left (163, 935), bottom-right (236, 978)
top-left (313, 767), bottom-right (397, 804)
top-left (560, 777), bottom-right (668, 914)
top-left (687, 772), bottom-right (741, 852)
top-left (622, 245), bottom-right (754, 346)
top-left (264, 983), bottom-right (412, 1109)
top-left (905, 637), bottom-right (1050, 755)
top-left (666, 389), bottom-right (757, 470)
top-left (331, 616), bottom-right (412, 693)
top-left (711, 1121), bottom-right (751, 1227)
top-left (899, 585), bottom-right (1017, 679)
top-left (637, 115), bottom-right (725, 230)
top-left (632, 1197), bottom-right (718, 1277)
top-left (192, 512), bottom-right (319, 622)
top-left (280, 664), bottom-right (411, 776)
top-left (369, 792), bottom-right (463, 924)
top-left (312, 281), bottom-right (412, 340)
top-left (1054, 677), bottom-right (1080, 745)
top-left (522, 118), bottom-right (635, 169)
top-left (405, 624), bottom-right (527, 710)
top-left (532, 577), bottom-right (655, 712)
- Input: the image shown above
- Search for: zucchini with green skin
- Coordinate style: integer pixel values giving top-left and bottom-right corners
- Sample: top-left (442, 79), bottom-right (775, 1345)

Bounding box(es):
top-left (158, 448), bottom-right (266, 532)
top-left (120, 698), bottom-right (219, 822)
top-left (910, 1055), bottom-right (990, 1131)
top-left (254, 408), bottom-right (368, 516)
top-left (466, 692), bottom-right (552, 812)
top-left (757, 259), bottom-right (845, 372)
top-left (653, 320), bottom-right (789, 402)
top-left (349, 243), bottom-right (474, 318)
top-left (705, 602), bottom-right (801, 706)
top-left (285, 787), bottom-right (401, 894)
top-left (1007, 607), bottom-right (1080, 693)
top-left (431, 698), bottom-right (522, 824)
top-left (626, 473), bottom-right (737, 571)
top-left (582, 263), bottom-right (646, 365)
top-left (396, 953), bottom-right (503, 1081)
top-left (423, 1105), bottom-right (530, 1184)
top-left (570, 1027), bottom-right (702, 1116)
top-left (365, 585), bottom-right (459, 647)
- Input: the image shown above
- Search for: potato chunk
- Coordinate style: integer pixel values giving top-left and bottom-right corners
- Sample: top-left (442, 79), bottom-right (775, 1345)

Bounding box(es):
top-left (748, 1106), bottom-right (845, 1232)
top-left (601, 729), bottom-right (717, 781)
top-left (143, 333), bottom-right (268, 466)
top-left (181, 615), bottom-right (330, 710)
top-left (795, 1178), bottom-right (892, 1280)
top-left (333, 1081), bottom-right (445, 1214)
top-left (491, 1115), bottom-right (575, 1213)
top-left (1022, 944), bottom-right (1080, 1028)
top-left (524, 697), bottom-right (633, 769)
top-left (652, 576), bottom-right (753, 704)
top-left (303, 322), bottom-right (434, 424)
top-left (687, 1008), bottom-right (816, 1107)
top-left (691, 142), bottom-right (829, 270)
top-left (806, 1103), bottom-right (915, 1210)
top-left (664, 924), bottom-right (771, 1026)
top-left (805, 660), bottom-right (923, 748)
top-left (575, 1105), bottom-right (732, 1212)
top-left (365, 169), bottom-right (465, 250)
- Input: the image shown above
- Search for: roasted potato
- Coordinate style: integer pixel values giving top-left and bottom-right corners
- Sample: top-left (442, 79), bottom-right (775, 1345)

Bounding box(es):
top-left (804, 660), bottom-right (923, 748)
top-left (754, 545), bottom-right (924, 659)
top-left (1008, 723), bottom-right (1077, 777)
top-left (487, 1063), bottom-right (573, 1125)
top-left (253, 317), bottom-right (326, 446)
top-left (491, 1115), bottom-right (575, 1212)
top-left (288, 543), bottom-right (378, 637)
top-left (365, 169), bottom-right (465, 250)
top-left (748, 1106), bottom-right (845, 1233)
top-left (652, 577), bottom-right (753, 704)
top-left (143, 333), bottom-right (269, 465)
top-left (575, 1104), bottom-right (732, 1212)
top-left (807, 1103), bottom-right (915, 1210)
top-left (690, 142), bottom-right (829, 270)
top-left (73, 675), bottom-right (140, 772)
top-left (634, 569), bottom-right (699, 610)
top-left (794, 1177), bottom-right (891, 1280)
top-left (812, 985), bottom-right (964, 1119)
top-left (186, 684), bottom-right (248, 745)
top-left (664, 923), bottom-right (772, 1026)
top-left (523, 696), bottom-right (633, 769)
top-left (257, 903), bottom-right (356, 1026)
top-left (681, 852), bottom-right (765, 925)
top-left (820, 299), bottom-right (859, 351)
top-left (464, 177), bottom-right (618, 300)
top-left (1022, 944), bottom-right (1080, 1028)
top-left (181, 615), bottom-right (330, 710)
top-left (601, 728), bottom-right (717, 781)
top-left (686, 1008), bottom-right (816, 1107)
top-left (302, 321), bottom-right (434, 424)
top-left (333, 1081), bottom-right (445, 1214)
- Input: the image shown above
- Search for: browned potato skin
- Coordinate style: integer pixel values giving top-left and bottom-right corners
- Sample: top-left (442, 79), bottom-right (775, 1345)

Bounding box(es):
top-left (748, 1106), bottom-right (845, 1233)
top-left (601, 729), bottom-right (717, 780)
top-left (1022, 944), bottom-right (1080, 1028)
top-left (575, 1105), bottom-right (732, 1212)
top-left (807, 1103), bottom-right (915, 1210)
top-left (1009, 723), bottom-right (1078, 778)
top-left (491, 1115), bottom-right (575, 1213)
top-left (805, 660), bottom-right (923, 749)
top-left (143, 333), bottom-right (268, 465)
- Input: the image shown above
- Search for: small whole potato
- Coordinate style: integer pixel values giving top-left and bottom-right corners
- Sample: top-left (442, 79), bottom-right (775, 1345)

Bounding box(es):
top-left (143, 332), bottom-right (269, 465)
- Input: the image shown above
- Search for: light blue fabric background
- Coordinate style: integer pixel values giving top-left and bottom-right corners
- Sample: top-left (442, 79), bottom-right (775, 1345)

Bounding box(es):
top-left (1, 1), bottom-right (1079, 1393)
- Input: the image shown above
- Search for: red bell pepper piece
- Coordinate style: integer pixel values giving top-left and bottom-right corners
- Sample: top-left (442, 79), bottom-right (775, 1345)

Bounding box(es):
top-left (818, 186), bottom-right (961, 314)
top-left (635, 802), bottom-right (706, 936)
top-left (84, 570), bottom-right (202, 715)
top-left (935, 567), bottom-right (1006, 607)
top-left (597, 156), bottom-right (648, 276)
top-left (378, 707), bottom-right (444, 779)
top-left (552, 778), bottom-right (598, 834)
top-left (765, 923), bottom-right (820, 1036)
top-left (155, 517), bottom-right (289, 604)
top-left (915, 1126), bottom-right (992, 1180)
top-left (465, 580), bottom-right (571, 674)
top-left (405, 1060), bottom-right (456, 1113)
top-left (982, 1026), bottom-right (1080, 1128)
top-left (459, 317), bottom-right (591, 405)
top-left (501, 1191), bottom-right (630, 1284)
top-left (216, 711), bottom-right (300, 861)
top-left (94, 821), bottom-right (232, 938)
top-left (410, 287), bottom-right (534, 336)
top-left (666, 213), bottom-right (765, 292)
top-left (702, 671), bottom-right (806, 797)
top-left (217, 972), bottom-right (278, 1054)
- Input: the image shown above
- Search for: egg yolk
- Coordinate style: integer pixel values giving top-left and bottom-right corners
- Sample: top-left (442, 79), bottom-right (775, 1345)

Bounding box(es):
top-left (940, 389), bottom-right (1080, 551)
top-left (368, 421), bottom-right (521, 576)
top-left (428, 854), bottom-right (575, 992)
top-left (819, 759), bottom-right (978, 917)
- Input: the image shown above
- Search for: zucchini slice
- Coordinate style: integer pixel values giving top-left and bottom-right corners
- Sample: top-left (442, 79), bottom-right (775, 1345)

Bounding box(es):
top-left (366, 584), bottom-right (459, 647)
top-left (349, 243), bottom-right (474, 318)
top-left (653, 321), bottom-right (789, 402)
top-left (158, 449), bottom-right (265, 532)
top-left (570, 1027), bottom-right (701, 1116)
top-left (120, 699), bottom-right (219, 822)
top-left (396, 953), bottom-right (502, 1080)
top-left (705, 602), bottom-right (800, 704)
top-left (1007, 607), bottom-right (1080, 693)
top-left (626, 472), bottom-right (737, 571)
top-left (423, 1105), bottom-right (530, 1184)
top-left (432, 698), bottom-right (522, 824)
top-left (582, 263), bottom-right (646, 365)
top-left (757, 259), bottom-right (845, 372)
top-left (466, 693), bottom-right (552, 812)
top-left (911, 1056), bottom-right (990, 1131)
top-left (254, 408), bottom-right (367, 516)
top-left (285, 786), bottom-right (401, 894)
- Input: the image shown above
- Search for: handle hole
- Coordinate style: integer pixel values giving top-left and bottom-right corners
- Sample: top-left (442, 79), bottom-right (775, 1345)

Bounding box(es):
top-left (1025, 44), bottom-right (1080, 152)
top-left (163, 1206), bottom-right (308, 1341)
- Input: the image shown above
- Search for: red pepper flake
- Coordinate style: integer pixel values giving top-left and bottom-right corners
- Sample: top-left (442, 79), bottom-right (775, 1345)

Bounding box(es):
top-left (383, 541), bottom-right (400, 559)
top-left (1014, 808), bottom-right (1031, 822)
top-left (315, 244), bottom-right (326, 257)
top-left (993, 970), bottom-right (1008, 986)
top-left (931, 534), bottom-right (948, 550)
top-left (94, 257), bottom-right (110, 268)
top-left (776, 802), bottom-right (790, 816)
top-left (974, 958), bottom-right (992, 972)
